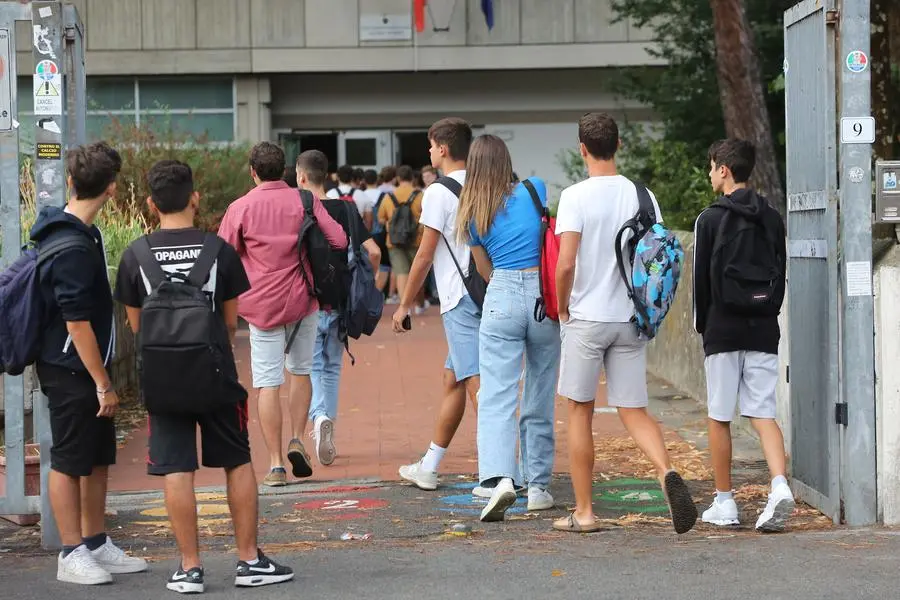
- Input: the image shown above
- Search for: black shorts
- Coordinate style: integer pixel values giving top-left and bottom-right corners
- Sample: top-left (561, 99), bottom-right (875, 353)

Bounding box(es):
top-left (36, 363), bottom-right (116, 477)
top-left (147, 400), bottom-right (251, 476)
top-left (373, 231), bottom-right (391, 268)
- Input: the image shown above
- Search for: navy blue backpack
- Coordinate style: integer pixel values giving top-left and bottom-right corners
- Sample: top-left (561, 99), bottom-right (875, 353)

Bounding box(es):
top-left (0, 236), bottom-right (95, 375)
top-left (341, 202), bottom-right (384, 343)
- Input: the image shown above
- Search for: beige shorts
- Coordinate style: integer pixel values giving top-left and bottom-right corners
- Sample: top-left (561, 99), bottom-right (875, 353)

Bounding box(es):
top-left (388, 246), bottom-right (418, 275)
top-left (557, 319), bottom-right (648, 407)
top-left (248, 317), bottom-right (318, 388)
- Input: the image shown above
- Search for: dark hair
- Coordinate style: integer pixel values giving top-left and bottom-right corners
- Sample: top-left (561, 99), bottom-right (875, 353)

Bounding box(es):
top-left (282, 166), bottom-right (298, 188)
top-left (708, 138), bottom-right (756, 183)
top-left (578, 112), bottom-right (619, 160)
top-left (337, 164), bottom-right (354, 184)
top-left (396, 165), bottom-right (415, 182)
top-left (249, 142), bottom-right (285, 182)
top-left (352, 168), bottom-right (364, 181)
top-left (428, 117), bottom-right (473, 162)
top-left (364, 168), bottom-right (378, 186)
top-left (66, 141), bottom-right (122, 199)
top-left (296, 150), bottom-right (329, 187)
top-left (414, 170), bottom-right (425, 189)
top-left (379, 165), bottom-right (396, 184)
top-left (147, 160), bottom-right (194, 215)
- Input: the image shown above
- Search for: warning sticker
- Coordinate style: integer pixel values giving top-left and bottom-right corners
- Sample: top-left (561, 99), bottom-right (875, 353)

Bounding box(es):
top-left (33, 60), bottom-right (61, 115)
top-left (36, 142), bottom-right (62, 160)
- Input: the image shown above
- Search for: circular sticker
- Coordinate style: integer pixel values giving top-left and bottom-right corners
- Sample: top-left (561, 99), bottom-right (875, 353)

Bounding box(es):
top-left (35, 59), bottom-right (58, 81)
top-left (846, 50), bottom-right (868, 73)
top-left (848, 166), bottom-right (865, 183)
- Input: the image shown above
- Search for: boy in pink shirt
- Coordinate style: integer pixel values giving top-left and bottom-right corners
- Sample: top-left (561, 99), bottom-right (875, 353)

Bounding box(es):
top-left (218, 142), bottom-right (347, 486)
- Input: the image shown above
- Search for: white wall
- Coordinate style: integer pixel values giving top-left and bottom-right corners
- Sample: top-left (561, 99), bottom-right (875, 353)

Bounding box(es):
top-left (875, 245), bottom-right (900, 524)
top-left (483, 122), bottom-right (578, 194)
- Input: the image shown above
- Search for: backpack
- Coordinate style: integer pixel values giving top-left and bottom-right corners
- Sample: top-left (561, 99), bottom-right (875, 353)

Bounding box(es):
top-left (614, 181), bottom-right (684, 340)
top-left (297, 189), bottom-right (341, 305)
top-left (0, 235), bottom-right (96, 376)
top-left (435, 176), bottom-right (487, 310)
top-left (335, 187), bottom-right (357, 202)
top-left (388, 191), bottom-right (420, 248)
top-left (131, 234), bottom-right (247, 415)
top-left (341, 202), bottom-right (384, 342)
top-left (710, 207), bottom-right (784, 317)
top-left (522, 178), bottom-right (561, 322)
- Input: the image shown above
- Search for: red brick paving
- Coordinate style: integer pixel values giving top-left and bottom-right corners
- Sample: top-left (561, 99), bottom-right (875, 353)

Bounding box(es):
top-left (109, 309), bottom-right (623, 492)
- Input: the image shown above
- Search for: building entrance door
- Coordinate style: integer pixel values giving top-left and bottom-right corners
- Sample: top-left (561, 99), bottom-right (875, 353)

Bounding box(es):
top-left (338, 130), bottom-right (392, 170)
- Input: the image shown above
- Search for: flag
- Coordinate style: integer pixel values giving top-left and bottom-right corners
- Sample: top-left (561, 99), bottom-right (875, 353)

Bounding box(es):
top-left (414, 0), bottom-right (427, 33)
top-left (482, 0), bottom-right (494, 30)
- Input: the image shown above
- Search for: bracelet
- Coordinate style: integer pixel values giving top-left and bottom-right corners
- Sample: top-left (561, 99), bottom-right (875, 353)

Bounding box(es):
top-left (97, 383), bottom-right (113, 395)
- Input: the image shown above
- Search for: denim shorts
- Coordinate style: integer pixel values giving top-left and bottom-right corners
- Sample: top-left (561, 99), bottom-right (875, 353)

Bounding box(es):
top-left (248, 316), bottom-right (318, 388)
top-left (442, 294), bottom-right (481, 382)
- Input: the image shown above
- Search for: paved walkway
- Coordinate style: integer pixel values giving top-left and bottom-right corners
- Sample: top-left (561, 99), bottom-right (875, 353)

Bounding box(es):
top-left (109, 308), bottom-right (622, 491)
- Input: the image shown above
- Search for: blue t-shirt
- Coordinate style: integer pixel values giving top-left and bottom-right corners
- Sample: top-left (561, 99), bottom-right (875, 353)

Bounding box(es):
top-left (469, 177), bottom-right (548, 271)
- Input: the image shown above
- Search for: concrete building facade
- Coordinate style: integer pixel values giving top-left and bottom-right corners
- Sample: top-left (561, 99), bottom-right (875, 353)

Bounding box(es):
top-left (16, 0), bottom-right (661, 187)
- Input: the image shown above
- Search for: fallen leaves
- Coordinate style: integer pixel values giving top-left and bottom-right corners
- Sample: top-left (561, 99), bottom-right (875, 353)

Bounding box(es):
top-left (593, 436), bottom-right (713, 481)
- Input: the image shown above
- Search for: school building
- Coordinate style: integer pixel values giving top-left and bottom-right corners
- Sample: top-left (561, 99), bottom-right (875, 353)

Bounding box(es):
top-left (16, 0), bottom-right (662, 189)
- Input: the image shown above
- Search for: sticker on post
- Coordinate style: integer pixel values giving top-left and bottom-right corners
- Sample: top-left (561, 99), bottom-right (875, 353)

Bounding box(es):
top-left (846, 261), bottom-right (872, 298)
top-left (36, 142), bottom-right (62, 160)
top-left (848, 167), bottom-right (865, 184)
top-left (38, 6), bottom-right (53, 18)
top-left (840, 117), bottom-right (876, 144)
top-left (846, 50), bottom-right (868, 73)
top-left (885, 171), bottom-right (898, 191)
top-left (33, 25), bottom-right (56, 59)
top-left (33, 59), bottom-right (61, 116)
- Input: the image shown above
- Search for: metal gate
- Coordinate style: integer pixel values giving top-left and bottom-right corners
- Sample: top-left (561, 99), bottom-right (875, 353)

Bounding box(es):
top-left (784, 0), bottom-right (841, 522)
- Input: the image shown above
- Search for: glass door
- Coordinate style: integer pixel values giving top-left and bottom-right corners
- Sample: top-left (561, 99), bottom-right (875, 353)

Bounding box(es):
top-left (337, 130), bottom-right (392, 169)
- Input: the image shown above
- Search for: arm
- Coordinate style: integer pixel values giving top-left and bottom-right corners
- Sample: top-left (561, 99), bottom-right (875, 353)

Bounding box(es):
top-left (470, 245), bottom-right (493, 283)
top-left (392, 226), bottom-right (440, 332)
top-left (556, 232), bottom-right (580, 322)
top-left (362, 238), bottom-right (381, 273)
top-left (312, 196), bottom-right (348, 250)
top-left (222, 299), bottom-right (239, 343)
top-left (377, 199), bottom-right (389, 225)
top-left (363, 209), bottom-right (374, 231)
top-left (125, 306), bottom-right (141, 334)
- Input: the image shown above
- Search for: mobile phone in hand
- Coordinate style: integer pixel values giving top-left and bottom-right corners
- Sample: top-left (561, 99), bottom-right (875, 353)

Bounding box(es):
top-left (402, 315), bottom-right (412, 331)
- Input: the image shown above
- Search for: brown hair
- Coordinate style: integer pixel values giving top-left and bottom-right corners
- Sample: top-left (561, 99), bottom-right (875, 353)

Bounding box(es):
top-left (428, 117), bottom-right (473, 162)
top-left (455, 135), bottom-right (514, 243)
top-left (708, 138), bottom-right (756, 183)
top-left (396, 165), bottom-right (415, 182)
top-left (296, 150), bottom-right (329, 187)
top-left (249, 142), bottom-right (285, 181)
top-left (578, 112), bottom-right (619, 160)
top-left (66, 141), bottom-right (122, 199)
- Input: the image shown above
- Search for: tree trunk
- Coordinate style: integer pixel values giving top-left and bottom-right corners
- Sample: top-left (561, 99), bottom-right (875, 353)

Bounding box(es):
top-left (710, 0), bottom-right (786, 216)
top-left (871, 0), bottom-right (893, 160)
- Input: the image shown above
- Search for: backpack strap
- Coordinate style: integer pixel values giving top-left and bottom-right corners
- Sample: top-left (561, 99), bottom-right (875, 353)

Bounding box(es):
top-left (435, 176), bottom-right (462, 198)
top-left (299, 188), bottom-right (316, 219)
top-left (343, 200), bottom-right (361, 251)
top-left (441, 235), bottom-right (469, 282)
top-left (130, 236), bottom-right (168, 290)
top-left (407, 189), bottom-right (422, 205)
top-left (632, 180), bottom-right (657, 228)
top-left (387, 192), bottom-right (400, 208)
top-left (35, 234), bottom-right (96, 270)
top-left (521, 178), bottom-right (549, 322)
top-left (186, 234), bottom-right (224, 289)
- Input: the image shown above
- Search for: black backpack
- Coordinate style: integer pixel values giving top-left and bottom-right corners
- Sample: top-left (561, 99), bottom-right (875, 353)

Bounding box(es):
top-left (298, 189), bottom-right (344, 306)
top-left (434, 176), bottom-right (487, 310)
top-left (388, 191), bottom-right (420, 248)
top-left (711, 208), bottom-right (785, 317)
top-left (132, 234), bottom-right (247, 415)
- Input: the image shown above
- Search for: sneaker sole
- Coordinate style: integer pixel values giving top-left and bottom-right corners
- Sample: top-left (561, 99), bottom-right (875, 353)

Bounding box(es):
top-left (399, 468), bottom-right (438, 491)
top-left (57, 572), bottom-right (113, 586)
top-left (664, 471), bottom-right (698, 534)
top-left (99, 561), bottom-right (149, 574)
top-left (262, 478), bottom-right (287, 488)
top-left (288, 448), bottom-right (313, 479)
top-left (473, 486), bottom-right (527, 499)
top-left (480, 490), bottom-right (517, 522)
top-left (702, 517), bottom-right (740, 527)
top-left (756, 498), bottom-right (795, 533)
top-left (166, 581), bottom-right (204, 594)
top-left (317, 420), bottom-right (336, 466)
top-left (235, 572), bottom-right (295, 587)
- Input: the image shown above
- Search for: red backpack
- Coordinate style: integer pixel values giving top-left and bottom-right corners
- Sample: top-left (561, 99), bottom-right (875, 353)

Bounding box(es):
top-left (335, 187), bottom-right (357, 202)
top-left (522, 179), bottom-right (560, 322)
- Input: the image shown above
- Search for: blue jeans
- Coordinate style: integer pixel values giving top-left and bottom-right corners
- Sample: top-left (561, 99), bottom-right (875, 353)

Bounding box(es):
top-left (309, 311), bottom-right (343, 422)
top-left (477, 270), bottom-right (560, 490)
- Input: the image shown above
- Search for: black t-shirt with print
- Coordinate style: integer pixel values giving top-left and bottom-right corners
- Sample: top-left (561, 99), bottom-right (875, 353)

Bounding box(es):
top-left (114, 227), bottom-right (250, 312)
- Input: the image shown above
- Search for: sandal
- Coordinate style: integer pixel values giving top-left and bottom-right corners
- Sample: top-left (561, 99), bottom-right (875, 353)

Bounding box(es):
top-left (552, 513), bottom-right (603, 533)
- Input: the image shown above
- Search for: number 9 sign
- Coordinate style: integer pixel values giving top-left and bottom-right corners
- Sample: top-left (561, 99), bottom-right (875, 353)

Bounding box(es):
top-left (841, 117), bottom-right (876, 144)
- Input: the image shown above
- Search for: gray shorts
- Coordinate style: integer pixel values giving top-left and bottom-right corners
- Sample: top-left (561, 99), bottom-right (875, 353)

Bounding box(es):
top-left (248, 316), bottom-right (318, 389)
top-left (557, 319), bottom-right (648, 407)
top-left (705, 351), bottom-right (778, 421)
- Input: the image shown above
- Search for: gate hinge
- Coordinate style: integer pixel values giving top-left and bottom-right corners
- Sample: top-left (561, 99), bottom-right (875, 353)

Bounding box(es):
top-left (825, 10), bottom-right (838, 26)
top-left (835, 402), bottom-right (848, 426)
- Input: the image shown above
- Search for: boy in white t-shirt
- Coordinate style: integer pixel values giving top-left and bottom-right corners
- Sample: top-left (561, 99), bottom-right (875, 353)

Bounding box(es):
top-left (390, 118), bottom-right (481, 491)
top-left (554, 113), bottom-right (697, 535)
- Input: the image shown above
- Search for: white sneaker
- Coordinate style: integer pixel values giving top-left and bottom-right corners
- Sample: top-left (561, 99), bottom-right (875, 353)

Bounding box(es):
top-left (755, 483), bottom-right (795, 532)
top-left (90, 537), bottom-right (148, 574)
top-left (399, 460), bottom-right (439, 491)
top-left (527, 487), bottom-right (555, 511)
top-left (702, 497), bottom-right (740, 526)
top-left (413, 306), bottom-right (425, 316)
top-left (57, 545), bottom-right (113, 585)
top-left (313, 416), bottom-right (336, 466)
top-left (473, 483), bottom-right (527, 499)
top-left (480, 478), bottom-right (517, 522)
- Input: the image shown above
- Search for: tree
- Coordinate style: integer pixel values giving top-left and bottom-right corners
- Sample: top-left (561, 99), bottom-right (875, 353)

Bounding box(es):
top-left (709, 0), bottom-right (786, 216)
top-left (872, 0), bottom-right (900, 160)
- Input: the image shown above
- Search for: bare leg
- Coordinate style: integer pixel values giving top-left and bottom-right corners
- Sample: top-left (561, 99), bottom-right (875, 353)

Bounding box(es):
top-left (465, 375), bottom-right (480, 417)
top-left (432, 371), bottom-right (468, 448)
top-left (568, 399), bottom-right (596, 524)
top-left (617, 407), bottom-right (673, 481)
top-left (164, 472), bottom-right (200, 570)
top-left (226, 464), bottom-right (259, 563)
top-left (708, 418), bottom-right (733, 491)
top-left (376, 269), bottom-right (389, 293)
top-left (80, 466), bottom-right (108, 538)
top-left (287, 374), bottom-right (313, 439)
top-left (748, 418), bottom-right (787, 479)
top-left (50, 470), bottom-right (82, 546)
top-left (256, 387), bottom-right (284, 469)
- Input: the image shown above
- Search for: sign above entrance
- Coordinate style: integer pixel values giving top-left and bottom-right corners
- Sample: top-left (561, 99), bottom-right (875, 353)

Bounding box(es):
top-left (360, 13), bottom-right (412, 42)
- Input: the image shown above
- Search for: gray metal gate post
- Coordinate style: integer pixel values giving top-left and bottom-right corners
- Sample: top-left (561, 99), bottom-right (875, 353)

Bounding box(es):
top-left (784, 0), bottom-right (841, 522)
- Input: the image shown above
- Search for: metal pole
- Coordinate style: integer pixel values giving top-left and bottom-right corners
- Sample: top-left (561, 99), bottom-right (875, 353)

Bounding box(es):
top-left (838, 0), bottom-right (877, 526)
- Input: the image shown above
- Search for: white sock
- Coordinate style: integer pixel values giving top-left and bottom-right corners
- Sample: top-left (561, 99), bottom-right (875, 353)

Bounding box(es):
top-left (715, 490), bottom-right (734, 502)
top-left (772, 475), bottom-right (789, 490)
top-left (420, 443), bottom-right (446, 473)
top-left (245, 558), bottom-right (259, 565)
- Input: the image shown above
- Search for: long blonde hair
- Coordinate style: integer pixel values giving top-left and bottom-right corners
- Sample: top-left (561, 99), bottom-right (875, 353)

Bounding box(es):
top-left (456, 135), bottom-right (514, 243)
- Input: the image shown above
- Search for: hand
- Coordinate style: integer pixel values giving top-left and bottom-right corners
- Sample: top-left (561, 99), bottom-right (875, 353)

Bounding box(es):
top-left (97, 388), bottom-right (120, 418)
top-left (559, 311), bottom-right (570, 324)
top-left (392, 306), bottom-right (411, 333)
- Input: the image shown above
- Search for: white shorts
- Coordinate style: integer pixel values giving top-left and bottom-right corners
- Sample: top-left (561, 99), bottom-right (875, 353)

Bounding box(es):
top-left (248, 316), bottom-right (318, 388)
top-left (704, 351), bottom-right (778, 422)
top-left (557, 320), bottom-right (648, 408)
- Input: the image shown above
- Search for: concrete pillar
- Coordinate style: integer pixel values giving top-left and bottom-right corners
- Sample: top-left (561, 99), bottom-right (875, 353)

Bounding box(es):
top-left (875, 246), bottom-right (900, 524)
top-left (235, 75), bottom-right (271, 143)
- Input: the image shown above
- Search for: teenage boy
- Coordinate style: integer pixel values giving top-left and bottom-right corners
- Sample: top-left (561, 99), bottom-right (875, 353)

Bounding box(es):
top-left (115, 160), bottom-right (293, 593)
top-left (29, 142), bottom-right (147, 585)
top-left (295, 150), bottom-right (382, 466)
top-left (327, 164), bottom-right (369, 211)
top-left (695, 138), bottom-right (794, 532)
top-left (392, 118), bottom-right (480, 491)
top-left (554, 113), bottom-right (697, 534)
top-left (377, 165), bottom-right (424, 306)
top-left (218, 143), bottom-right (347, 487)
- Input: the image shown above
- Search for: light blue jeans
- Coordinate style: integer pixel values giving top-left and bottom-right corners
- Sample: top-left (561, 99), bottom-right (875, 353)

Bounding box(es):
top-left (477, 270), bottom-right (560, 490)
top-left (309, 311), bottom-right (343, 422)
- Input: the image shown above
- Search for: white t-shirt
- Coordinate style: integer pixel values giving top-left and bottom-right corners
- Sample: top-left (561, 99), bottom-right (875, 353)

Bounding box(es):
top-left (327, 184), bottom-right (372, 217)
top-left (555, 175), bottom-right (662, 323)
top-left (419, 170), bottom-right (469, 314)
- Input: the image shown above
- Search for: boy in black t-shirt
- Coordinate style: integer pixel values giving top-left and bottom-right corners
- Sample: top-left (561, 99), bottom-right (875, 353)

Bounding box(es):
top-left (295, 150), bottom-right (381, 467)
top-left (114, 160), bottom-right (293, 594)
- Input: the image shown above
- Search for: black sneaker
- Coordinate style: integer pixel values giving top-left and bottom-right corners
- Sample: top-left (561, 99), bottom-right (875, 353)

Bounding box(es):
top-left (167, 566), bottom-right (204, 594)
top-left (234, 550), bottom-right (294, 587)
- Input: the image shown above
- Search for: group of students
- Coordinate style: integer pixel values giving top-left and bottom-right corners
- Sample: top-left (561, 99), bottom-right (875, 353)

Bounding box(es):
top-left (10, 111), bottom-right (794, 592)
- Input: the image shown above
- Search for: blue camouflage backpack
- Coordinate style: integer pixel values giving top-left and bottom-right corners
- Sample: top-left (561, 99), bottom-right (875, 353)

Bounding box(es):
top-left (614, 181), bottom-right (684, 340)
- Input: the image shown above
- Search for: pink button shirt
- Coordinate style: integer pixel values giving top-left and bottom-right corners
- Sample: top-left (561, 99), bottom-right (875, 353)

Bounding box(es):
top-left (218, 181), bottom-right (348, 330)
